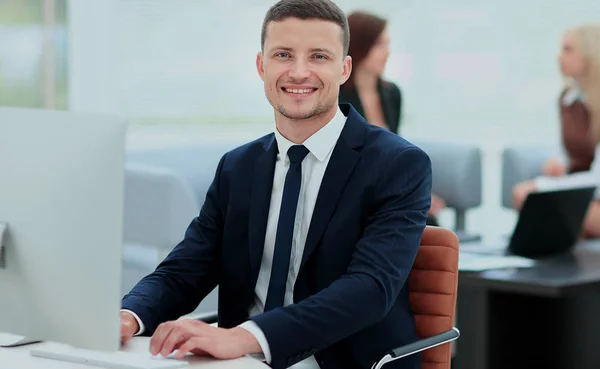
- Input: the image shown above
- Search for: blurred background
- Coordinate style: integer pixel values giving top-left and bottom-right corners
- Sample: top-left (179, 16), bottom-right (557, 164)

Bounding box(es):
top-left (2, 0), bottom-right (599, 240)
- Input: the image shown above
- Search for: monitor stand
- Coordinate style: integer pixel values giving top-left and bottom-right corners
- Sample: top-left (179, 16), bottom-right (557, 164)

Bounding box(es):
top-left (0, 333), bottom-right (40, 347)
top-left (0, 223), bottom-right (37, 348)
top-left (0, 221), bottom-right (7, 269)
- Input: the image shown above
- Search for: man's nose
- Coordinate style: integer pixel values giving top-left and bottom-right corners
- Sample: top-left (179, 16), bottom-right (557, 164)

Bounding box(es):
top-left (288, 59), bottom-right (311, 80)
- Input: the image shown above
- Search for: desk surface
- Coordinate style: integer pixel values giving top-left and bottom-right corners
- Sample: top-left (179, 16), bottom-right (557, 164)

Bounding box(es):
top-left (459, 240), bottom-right (600, 297)
top-left (0, 337), bottom-right (269, 369)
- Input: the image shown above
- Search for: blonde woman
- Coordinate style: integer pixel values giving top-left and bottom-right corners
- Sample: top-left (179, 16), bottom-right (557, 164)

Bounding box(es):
top-left (513, 23), bottom-right (600, 238)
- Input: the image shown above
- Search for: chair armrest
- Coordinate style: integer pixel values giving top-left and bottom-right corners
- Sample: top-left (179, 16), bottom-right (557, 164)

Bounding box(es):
top-left (371, 328), bottom-right (460, 369)
top-left (195, 311), bottom-right (219, 324)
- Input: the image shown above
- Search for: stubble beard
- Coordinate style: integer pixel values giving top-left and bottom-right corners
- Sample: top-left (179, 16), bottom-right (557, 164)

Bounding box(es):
top-left (275, 98), bottom-right (335, 120)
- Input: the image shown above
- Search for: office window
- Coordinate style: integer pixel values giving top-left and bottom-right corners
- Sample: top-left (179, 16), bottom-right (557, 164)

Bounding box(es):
top-left (0, 0), bottom-right (68, 109)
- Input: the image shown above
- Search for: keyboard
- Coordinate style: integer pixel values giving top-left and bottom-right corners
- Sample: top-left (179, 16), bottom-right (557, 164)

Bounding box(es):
top-left (0, 333), bottom-right (40, 347)
top-left (30, 344), bottom-right (189, 369)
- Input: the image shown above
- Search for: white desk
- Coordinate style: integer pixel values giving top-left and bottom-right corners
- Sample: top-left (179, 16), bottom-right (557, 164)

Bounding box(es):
top-left (0, 337), bottom-right (269, 369)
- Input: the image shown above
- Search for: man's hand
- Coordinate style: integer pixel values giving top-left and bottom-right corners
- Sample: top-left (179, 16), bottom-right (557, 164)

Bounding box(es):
top-left (149, 319), bottom-right (262, 360)
top-left (512, 180), bottom-right (538, 210)
top-left (121, 311), bottom-right (140, 343)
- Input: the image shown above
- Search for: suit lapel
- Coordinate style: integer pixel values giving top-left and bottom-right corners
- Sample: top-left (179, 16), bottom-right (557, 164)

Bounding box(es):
top-left (300, 104), bottom-right (365, 269)
top-left (248, 135), bottom-right (278, 287)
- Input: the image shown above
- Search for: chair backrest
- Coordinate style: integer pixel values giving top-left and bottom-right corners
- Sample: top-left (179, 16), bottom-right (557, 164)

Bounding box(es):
top-left (414, 140), bottom-right (482, 210)
top-left (410, 139), bottom-right (482, 231)
top-left (127, 142), bottom-right (243, 206)
top-left (409, 226), bottom-right (459, 369)
top-left (124, 163), bottom-right (200, 249)
top-left (501, 144), bottom-right (564, 208)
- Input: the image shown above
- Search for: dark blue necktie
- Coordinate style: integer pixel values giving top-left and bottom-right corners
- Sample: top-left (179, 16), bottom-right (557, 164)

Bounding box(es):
top-left (264, 144), bottom-right (310, 312)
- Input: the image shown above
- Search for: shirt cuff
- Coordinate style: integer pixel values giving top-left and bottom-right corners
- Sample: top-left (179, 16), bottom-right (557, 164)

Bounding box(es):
top-left (533, 176), bottom-right (554, 192)
top-left (238, 320), bottom-right (271, 364)
top-left (536, 172), bottom-right (597, 191)
top-left (120, 309), bottom-right (145, 336)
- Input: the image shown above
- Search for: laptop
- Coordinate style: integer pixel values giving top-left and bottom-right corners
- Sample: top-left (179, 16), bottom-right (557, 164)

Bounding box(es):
top-left (506, 186), bottom-right (596, 258)
top-left (461, 186), bottom-right (596, 260)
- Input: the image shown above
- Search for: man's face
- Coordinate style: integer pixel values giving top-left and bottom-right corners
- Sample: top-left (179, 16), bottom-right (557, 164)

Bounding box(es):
top-left (257, 18), bottom-right (352, 121)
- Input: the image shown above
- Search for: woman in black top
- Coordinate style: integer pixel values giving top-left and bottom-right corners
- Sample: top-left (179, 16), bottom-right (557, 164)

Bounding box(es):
top-left (339, 11), bottom-right (445, 226)
top-left (339, 12), bottom-right (401, 133)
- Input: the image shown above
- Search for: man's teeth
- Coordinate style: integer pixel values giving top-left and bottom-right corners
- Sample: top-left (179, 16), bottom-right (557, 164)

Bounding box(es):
top-left (285, 88), bottom-right (314, 94)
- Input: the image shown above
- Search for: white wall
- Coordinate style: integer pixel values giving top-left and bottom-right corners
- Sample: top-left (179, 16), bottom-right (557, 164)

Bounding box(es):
top-left (69, 0), bottom-right (600, 238)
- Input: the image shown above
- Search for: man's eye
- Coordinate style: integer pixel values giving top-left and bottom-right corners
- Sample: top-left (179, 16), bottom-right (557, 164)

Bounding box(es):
top-left (276, 52), bottom-right (290, 58)
top-left (313, 54), bottom-right (326, 60)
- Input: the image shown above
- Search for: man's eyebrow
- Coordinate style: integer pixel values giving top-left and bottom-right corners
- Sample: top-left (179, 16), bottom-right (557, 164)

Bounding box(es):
top-left (268, 46), bottom-right (294, 52)
top-left (309, 48), bottom-right (334, 54)
top-left (267, 47), bottom-right (335, 55)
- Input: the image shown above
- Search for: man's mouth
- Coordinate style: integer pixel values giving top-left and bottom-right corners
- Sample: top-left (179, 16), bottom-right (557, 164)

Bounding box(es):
top-left (281, 87), bottom-right (318, 95)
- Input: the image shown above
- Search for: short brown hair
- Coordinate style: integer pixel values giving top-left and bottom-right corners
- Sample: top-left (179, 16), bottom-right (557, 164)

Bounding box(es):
top-left (261, 0), bottom-right (350, 55)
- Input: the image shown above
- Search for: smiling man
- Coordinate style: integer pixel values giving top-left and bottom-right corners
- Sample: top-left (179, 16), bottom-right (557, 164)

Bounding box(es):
top-left (120, 1), bottom-right (432, 368)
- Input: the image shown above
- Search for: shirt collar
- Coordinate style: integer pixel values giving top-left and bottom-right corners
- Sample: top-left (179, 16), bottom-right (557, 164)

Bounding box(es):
top-left (274, 107), bottom-right (346, 162)
top-left (563, 85), bottom-right (585, 105)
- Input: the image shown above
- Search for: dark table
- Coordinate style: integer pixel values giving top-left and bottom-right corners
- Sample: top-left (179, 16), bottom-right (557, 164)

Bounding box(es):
top-left (454, 240), bottom-right (600, 369)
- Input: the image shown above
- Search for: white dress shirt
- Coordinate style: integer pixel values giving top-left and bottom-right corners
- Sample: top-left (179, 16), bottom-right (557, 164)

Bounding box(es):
top-left (123, 107), bottom-right (347, 369)
top-left (239, 108), bottom-right (346, 368)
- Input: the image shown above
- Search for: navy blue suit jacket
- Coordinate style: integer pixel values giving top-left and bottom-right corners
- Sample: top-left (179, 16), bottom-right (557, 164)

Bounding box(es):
top-left (122, 104), bottom-right (432, 369)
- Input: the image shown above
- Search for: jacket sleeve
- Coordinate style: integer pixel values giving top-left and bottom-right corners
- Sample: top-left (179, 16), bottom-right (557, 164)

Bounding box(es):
top-left (251, 147), bottom-right (432, 369)
top-left (121, 155), bottom-right (226, 334)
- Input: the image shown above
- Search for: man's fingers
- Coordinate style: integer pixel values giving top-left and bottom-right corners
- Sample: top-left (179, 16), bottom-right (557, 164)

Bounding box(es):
top-left (174, 337), bottom-right (212, 359)
top-left (160, 329), bottom-right (192, 357)
top-left (171, 321), bottom-right (217, 358)
top-left (174, 337), bottom-right (206, 359)
top-left (120, 329), bottom-right (133, 343)
top-left (120, 312), bottom-right (139, 343)
top-left (120, 322), bottom-right (135, 343)
top-left (149, 322), bottom-right (176, 356)
top-left (150, 320), bottom-right (219, 359)
top-left (173, 340), bottom-right (209, 359)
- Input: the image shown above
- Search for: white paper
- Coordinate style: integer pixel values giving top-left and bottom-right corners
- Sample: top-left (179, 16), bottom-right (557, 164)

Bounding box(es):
top-left (459, 252), bottom-right (535, 271)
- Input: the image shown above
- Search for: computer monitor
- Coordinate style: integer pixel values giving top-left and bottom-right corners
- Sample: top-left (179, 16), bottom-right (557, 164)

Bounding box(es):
top-left (0, 107), bottom-right (126, 351)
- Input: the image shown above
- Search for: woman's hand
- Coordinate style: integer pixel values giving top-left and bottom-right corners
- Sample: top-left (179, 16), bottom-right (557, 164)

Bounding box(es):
top-left (429, 194), bottom-right (446, 217)
top-left (542, 157), bottom-right (566, 177)
top-left (512, 180), bottom-right (538, 210)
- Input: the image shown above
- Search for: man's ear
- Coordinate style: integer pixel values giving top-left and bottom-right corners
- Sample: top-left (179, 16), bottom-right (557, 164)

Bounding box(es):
top-left (340, 55), bottom-right (352, 85)
top-left (256, 52), bottom-right (265, 81)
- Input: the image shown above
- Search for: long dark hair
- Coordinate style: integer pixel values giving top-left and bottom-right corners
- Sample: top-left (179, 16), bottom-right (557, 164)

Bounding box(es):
top-left (342, 11), bottom-right (387, 91)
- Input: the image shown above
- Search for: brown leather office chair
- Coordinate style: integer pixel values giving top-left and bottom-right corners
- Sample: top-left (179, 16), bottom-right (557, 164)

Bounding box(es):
top-left (372, 226), bottom-right (460, 369)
